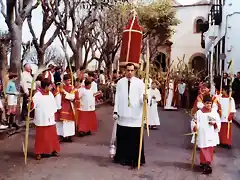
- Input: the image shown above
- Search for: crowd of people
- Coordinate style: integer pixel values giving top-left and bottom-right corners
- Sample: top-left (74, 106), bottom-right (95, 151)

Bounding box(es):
top-left (0, 61), bottom-right (239, 174)
top-left (0, 62), bottom-right (120, 131)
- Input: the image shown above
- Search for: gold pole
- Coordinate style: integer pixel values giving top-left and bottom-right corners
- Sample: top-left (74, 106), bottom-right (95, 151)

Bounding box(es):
top-left (191, 130), bottom-right (198, 169)
top-left (23, 79), bottom-right (35, 164)
top-left (227, 60), bottom-right (234, 139)
top-left (138, 39), bottom-right (150, 170)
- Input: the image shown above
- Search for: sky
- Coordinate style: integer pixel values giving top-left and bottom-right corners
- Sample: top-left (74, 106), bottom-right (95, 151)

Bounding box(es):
top-left (177, 0), bottom-right (208, 5)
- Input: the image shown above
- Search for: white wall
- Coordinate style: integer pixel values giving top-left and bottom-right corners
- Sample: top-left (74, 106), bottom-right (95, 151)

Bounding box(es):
top-left (170, 5), bottom-right (210, 67)
top-left (204, 0), bottom-right (240, 74)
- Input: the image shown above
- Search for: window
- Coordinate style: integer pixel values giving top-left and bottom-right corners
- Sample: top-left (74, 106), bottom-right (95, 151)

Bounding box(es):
top-left (194, 18), bottom-right (204, 33)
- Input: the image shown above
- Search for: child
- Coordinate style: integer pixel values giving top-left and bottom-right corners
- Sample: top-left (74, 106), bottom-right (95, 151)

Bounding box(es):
top-left (77, 79), bottom-right (97, 136)
top-left (74, 78), bottom-right (82, 133)
top-left (5, 72), bottom-right (19, 129)
top-left (147, 81), bottom-right (161, 130)
top-left (218, 87), bottom-right (236, 148)
top-left (191, 94), bottom-right (221, 174)
top-left (57, 74), bottom-right (75, 142)
top-left (31, 78), bottom-right (60, 160)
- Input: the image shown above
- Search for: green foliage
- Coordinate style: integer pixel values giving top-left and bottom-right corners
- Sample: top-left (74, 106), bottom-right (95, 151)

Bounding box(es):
top-left (112, 0), bottom-right (180, 41)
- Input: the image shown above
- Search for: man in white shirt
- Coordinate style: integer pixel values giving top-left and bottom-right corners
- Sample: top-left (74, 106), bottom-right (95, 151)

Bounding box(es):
top-left (178, 79), bottom-right (186, 108)
top-left (99, 70), bottom-right (105, 85)
top-left (113, 63), bottom-right (146, 168)
top-left (20, 63), bottom-right (35, 121)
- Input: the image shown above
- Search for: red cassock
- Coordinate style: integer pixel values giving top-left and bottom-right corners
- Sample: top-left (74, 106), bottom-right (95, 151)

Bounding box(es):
top-left (219, 112), bottom-right (234, 146)
top-left (32, 89), bottom-right (60, 155)
top-left (59, 85), bottom-right (75, 121)
top-left (75, 90), bottom-right (81, 127)
top-left (119, 14), bottom-right (143, 68)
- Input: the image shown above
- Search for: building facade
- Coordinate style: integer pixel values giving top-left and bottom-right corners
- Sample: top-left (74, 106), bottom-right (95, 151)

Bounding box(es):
top-left (204, 0), bottom-right (240, 75)
top-left (154, 0), bottom-right (210, 73)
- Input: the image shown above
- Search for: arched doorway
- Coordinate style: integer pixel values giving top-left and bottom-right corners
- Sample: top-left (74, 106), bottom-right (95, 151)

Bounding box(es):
top-left (155, 53), bottom-right (167, 72)
top-left (189, 53), bottom-right (206, 75)
top-left (192, 56), bottom-right (206, 73)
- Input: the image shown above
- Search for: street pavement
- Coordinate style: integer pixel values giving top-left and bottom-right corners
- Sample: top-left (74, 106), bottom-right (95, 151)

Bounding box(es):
top-left (0, 105), bottom-right (240, 180)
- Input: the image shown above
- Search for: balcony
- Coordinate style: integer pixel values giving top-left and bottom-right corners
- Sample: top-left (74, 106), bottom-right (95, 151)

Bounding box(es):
top-left (199, 21), bottom-right (209, 33)
top-left (201, 33), bottom-right (205, 49)
top-left (210, 4), bottom-right (222, 25)
top-left (204, 25), bottom-right (219, 51)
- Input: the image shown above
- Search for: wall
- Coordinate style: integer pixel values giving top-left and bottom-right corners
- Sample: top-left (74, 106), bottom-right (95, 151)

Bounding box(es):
top-left (204, 0), bottom-right (240, 74)
top-left (170, 5), bottom-right (210, 68)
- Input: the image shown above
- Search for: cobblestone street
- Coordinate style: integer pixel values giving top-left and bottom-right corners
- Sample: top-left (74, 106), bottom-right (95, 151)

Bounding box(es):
top-left (0, 105), bottom-right (240, 180)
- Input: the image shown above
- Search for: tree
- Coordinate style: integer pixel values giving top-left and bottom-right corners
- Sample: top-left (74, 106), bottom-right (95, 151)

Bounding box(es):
top-left (0, 0), bottom-right (40, 76)
top-left (93, 4), bottom-right (127, 73)
top-left (27, 0), bottom-right (60, 65)
top-left (0, 31), bottom-right (10, 79)
top-left (23, 46), bottom-right (65, 67)
top-left (44, 0), bottom-right (99, 69)
top-left (93, 0), bottom-right (179, 71)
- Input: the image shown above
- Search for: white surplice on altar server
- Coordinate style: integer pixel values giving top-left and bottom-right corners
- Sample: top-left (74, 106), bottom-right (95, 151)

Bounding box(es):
top-left (32, 91), bottom-right (58, 126)
top-left (147, 88), bottom-right (161, 126)
top-left (79, 87), bottom-right (95, 111)
top-left (219, 97), bottom-right (236, 123)
top-left (191, 110), bottom-right (221, 148)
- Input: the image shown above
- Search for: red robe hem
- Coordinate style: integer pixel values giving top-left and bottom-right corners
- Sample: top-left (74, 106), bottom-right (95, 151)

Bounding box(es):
top-left (35, 125), bottom-right (60, 155)
top-left (219, 122), bottom-right (232, 145)
top-left (200, 147), bottom-right (214, 165)
top-left (77, 111), bottom-right (97, 133)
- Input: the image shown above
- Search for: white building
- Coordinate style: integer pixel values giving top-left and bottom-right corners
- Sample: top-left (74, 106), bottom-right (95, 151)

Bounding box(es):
top-left (204, 0), bottom-right (240, 75)
top-left (152, 0), bottom-right (210, 73)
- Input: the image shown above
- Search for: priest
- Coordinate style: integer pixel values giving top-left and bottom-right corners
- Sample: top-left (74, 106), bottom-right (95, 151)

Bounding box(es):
top-left (31, 78), bottom-right (60, 160)
top-left (147, 80), bottom-right (161, 130)
top-left (164, 78), bottom-right (178, 110)
top-left (113, 63), bottom-right (146, 168)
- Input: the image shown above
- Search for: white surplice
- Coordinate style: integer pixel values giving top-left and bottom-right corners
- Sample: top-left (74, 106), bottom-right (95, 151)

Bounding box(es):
top-left (219, 97), bottom-right (236, 123)
top-left (191, 110), bottom-right (221, 148)
top-left (164, 81), bottom-right (177, 110)
top-left (79, 87), bottom-right (95, 111)
top-left (32, 91), bottom-right (58, 126)
top-left (147, 88), bottom-right (161, 126)
top-left (114, 77), bottom-right (145, 127)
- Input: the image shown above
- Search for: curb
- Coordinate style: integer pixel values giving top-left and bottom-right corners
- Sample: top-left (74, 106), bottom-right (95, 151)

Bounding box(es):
top-left (0, 102), bottom-right (108, 140)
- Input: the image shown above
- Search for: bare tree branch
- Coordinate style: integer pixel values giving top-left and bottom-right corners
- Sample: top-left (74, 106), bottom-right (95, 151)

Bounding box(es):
top-left (0, 0), bottom-right (7, 18)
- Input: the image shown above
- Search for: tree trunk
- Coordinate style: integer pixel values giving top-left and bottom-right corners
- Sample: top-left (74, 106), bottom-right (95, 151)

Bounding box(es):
top-left (0, 44), bottom-right (7, 80)
top-left (38, 51), bottom-right (45, 66)
top-left (9, 24), bottom-right (23, 78)
top-left (74, 44), bottom-right (83, 70)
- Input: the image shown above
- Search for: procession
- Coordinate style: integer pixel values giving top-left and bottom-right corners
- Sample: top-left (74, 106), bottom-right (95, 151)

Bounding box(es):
top-left (1, 0), bottom-right (240, 179)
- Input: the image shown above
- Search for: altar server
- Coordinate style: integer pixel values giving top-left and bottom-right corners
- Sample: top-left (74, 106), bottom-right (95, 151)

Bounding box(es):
top-left (218, 87), bottom-right (236, 148)
top-left (32, 78), bottom-right (60, 160)
top-left (191, 95), bottom-right (221, 174)
top-left (147, 80), bottom-right (161, 129)
top-left (57, 74), bottom-right (76, 142)
top-left (77, 79), bottom-right (98, 136)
